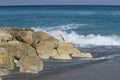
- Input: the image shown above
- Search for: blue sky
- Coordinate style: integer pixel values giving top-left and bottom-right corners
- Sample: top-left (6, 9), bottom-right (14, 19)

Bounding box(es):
top-left (0, 0), bottom-right (120, 5)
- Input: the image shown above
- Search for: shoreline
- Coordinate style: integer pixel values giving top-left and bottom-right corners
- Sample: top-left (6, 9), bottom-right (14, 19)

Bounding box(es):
top-left (2, 56), bottom-right (120, 80)
top-left (0, 27), bottom-right (92, 79)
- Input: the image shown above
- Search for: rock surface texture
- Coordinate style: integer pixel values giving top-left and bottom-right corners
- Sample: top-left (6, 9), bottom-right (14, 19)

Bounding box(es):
top-left (0, 27), bottom-right (92, 75)
top-left (17, 56), bottom-right (44, 73)
top-left (0, 49), bottom-right (14, 70)
top-left (0, 31), bottom-right (12, 42)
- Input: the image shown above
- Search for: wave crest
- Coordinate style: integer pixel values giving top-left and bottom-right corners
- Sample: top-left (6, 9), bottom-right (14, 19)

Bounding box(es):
top-left (31, 25), bottom-right (120, 47)
top-left (51, 31), bottom-right (120, 46)
top-left (31, 24), bottom-right (86, 31)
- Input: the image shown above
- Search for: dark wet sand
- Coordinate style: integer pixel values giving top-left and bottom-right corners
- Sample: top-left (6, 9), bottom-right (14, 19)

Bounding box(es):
top-left (3, 57), bottom-right (120, 80)
top-left (3, 46), bottom-right (120, 80)
top-left (36, 57), bottom-right (120, 80)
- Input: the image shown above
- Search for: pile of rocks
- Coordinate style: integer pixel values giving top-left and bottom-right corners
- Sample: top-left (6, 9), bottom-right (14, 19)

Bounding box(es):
top-left (0, 28), bottom-right (92, 76)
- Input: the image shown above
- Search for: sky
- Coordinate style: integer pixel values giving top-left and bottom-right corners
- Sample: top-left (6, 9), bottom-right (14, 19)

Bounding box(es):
top-left (0, 0), bottom-right (120, 6)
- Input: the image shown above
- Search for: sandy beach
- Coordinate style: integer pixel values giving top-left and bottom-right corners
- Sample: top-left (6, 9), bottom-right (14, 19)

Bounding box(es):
top-left (3, 46), bottom-right (120, 80)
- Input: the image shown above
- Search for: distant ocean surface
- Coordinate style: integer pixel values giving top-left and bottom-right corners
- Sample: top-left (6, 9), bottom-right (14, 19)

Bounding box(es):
top-left (0, 5), bottom-right (120, 46)
top-left (1, 5), bottom-right (120, 80)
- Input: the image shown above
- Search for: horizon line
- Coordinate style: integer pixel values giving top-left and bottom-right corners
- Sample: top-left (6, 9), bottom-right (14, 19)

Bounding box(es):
top-left (0, 4), bottom-right (120, 7)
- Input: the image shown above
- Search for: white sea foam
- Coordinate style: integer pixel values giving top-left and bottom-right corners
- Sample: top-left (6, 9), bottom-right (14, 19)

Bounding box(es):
top-left (31, 24), bottom-right (85, 31)
top-left (91, 54), bottom-right (120, 61)
top-left (50, 31), bottom-right (120, 46)
top-left (31, 24), bottom-right (120, 47)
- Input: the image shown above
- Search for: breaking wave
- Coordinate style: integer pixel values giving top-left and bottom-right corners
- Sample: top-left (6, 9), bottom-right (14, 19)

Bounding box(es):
top-left (31, 24), bottom-right (86, 31)
top-left (31, 24), bottom-right (120, 47)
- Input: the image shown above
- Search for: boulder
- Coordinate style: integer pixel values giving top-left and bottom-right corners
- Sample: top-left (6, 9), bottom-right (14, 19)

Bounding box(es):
top-left (17, 56), bottom-right (44, 73)
top-left (7, 40), bottom-right (20, 45)
top-left (7, 41), bottom-right (37, 59)
top-left (0, 28), bottom-right (33, 41)
top-left (54, 42), bottom-right (92, 59)
top-left (33, 31), bottom-right (52, 44)
top-left (34, 37), bottom-right (59, 59)
top-left (52, 54), bottom-right (72, 60)
top-left (0, 30), bottom-right (12, 42)
top-left (0, 69), bottom-right (9, 77)
top-left (8, 28), bottom-right (21, 40)
top-left (0, 49), bottom-right (14, 70)
top-left (4, 28), bottom-right (34, 41)
top-left (16, 30), bottom-right (34, 44)
top-left (57, 42), bottom-right (80, 55)
top-left (0, 41), bottom-right (37, 60)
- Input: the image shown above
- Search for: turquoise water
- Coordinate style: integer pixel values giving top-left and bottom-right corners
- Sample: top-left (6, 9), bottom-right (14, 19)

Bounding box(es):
top-left (0, 5), bottom-right (120, 46)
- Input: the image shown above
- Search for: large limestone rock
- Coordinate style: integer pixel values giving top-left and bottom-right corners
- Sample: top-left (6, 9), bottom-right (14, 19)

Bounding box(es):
top-left (34, 37), bottom-right (59, 59)
top-left (0, 49), bottom-right (14, 70)
top-left (16, 30), bottom-right (34, 44)
top-left (7, 41), bottom-right (37, 59)
top-left (7, 28), bottom-right (21, 40)
top-left (53, 54), bottom-right (72, 60)
top-left (17, 56), bottom-right (44, 73)
top-left (0, 28), bottom-right (33, 41)
top-left (0, 41), bottom-right (37, 60)
top-left (52, 42), bottom-right (92, 59)
top-left (0, 69), bottom-right (9, 77)
top-left (0, 31), bottom-right (12, 42)
top-left (8, 28), bottom-right (33, 40)
top-left (33, 31), bottom-right (52, 44)
top-left (15, 30), bottom-right (57, 45)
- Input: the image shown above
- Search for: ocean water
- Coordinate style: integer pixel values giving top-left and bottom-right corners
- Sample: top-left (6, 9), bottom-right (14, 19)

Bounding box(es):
top-left (1, 5), bottom-right (120, 80)
top-left (0, 5), bottom-right (120, 46)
